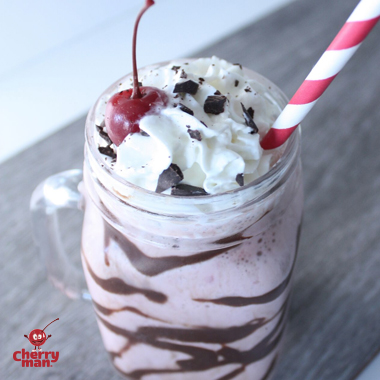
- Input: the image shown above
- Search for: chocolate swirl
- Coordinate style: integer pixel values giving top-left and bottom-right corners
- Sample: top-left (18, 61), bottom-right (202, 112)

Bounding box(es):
top-left (194, 224), bottom-right (301, 306)
top-left (104, 221), bottom-right (242, 276)
top-left (82, 254), bottom-right (167, 303)
top-left (97, 297), bottom-right (287, 379)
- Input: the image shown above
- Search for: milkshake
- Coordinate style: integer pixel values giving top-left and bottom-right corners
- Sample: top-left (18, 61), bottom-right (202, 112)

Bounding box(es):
top-left (30, 2), bottom-right (303, 379)
top-left (80, 56), bottom-right (303, 379)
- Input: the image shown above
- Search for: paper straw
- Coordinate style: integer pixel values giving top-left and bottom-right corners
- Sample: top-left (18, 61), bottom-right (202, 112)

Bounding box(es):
top-left (260, 0), bottom-right (380, 150)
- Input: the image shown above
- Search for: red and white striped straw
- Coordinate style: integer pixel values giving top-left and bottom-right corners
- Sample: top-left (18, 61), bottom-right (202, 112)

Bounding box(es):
top-left (260, 0), bottom-right (380, 150)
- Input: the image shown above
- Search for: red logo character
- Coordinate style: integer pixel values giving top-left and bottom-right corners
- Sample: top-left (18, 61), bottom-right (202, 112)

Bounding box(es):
top-left (24, 318), bottom-right (59, 352)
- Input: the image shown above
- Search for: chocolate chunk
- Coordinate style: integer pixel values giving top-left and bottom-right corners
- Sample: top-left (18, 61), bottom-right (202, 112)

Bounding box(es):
top-left (140, 131), bottom-right (150, 137)
top-left (200, 121), bottom-right (208, 128)
top-left (173, 80), bottom-right (199, 95)
top-left (204, 95), bottom-right (227, 115)
top-left (99, 146), bottom-right (116, 159)
top-left (244, 86), bottom-right (252, 92)
top-left (178, 103), bottom-right (194, 116)
top-left (180, 70), bottom-right (188, 79)
top-left (171, 65), bottom-right (181, 73)
top-left (96, 122), bottom-right (113, 144)
top-left (187, 129), bottom-right (202, 141)
top-left (171, 184), bottom-right (208, 196)
top-left (96, 123), bottom-right (104, 132)
top-left (241, 103), bottom-right (259, 134)
top-left (214, 90), bottom-right (221, 95)
top-left (156, 164), bottom-right (184, 193)
top-left (99, 130), bottom-right (112, 145)
top-left (247, 107), bottom-right (254, 119)
top-left (235, 80), bottom-right (239, 87)
top-left (236, 173), bottom-right (244, 186)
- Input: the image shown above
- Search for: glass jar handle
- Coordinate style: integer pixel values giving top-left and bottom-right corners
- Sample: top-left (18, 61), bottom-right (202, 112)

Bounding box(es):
top-left (30, 169), bottom-right (90, 300)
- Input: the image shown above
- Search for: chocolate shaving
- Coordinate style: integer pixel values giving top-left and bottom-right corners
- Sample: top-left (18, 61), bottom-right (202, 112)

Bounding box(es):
top-left (214, 90), bottom-right (221, 95)
top-left (204, 95), bottom-right (227, 115)
top-left (200, 121), bottom-right (208, 128)
top-left (96, 121), bottom-right (105, 132)
top-left (173, 80), bottom-right (199, 95)
top-left (156, 164), bottom-right (184, 193)
top-left (171, 184), bottom-right (208, 196)
top-left (247, 107), bottom-right (254, 119)
top-left (187, 129), bottom-right (202, 141)
top-left (178, 103), bottom-right (194, 116)
top-left (233, 63), bottom-right (243, 70)
top-left (241, 103), bottom-right (259, 134)
top-left (99, 130), bottom-right (112, 145)
top-left (140, 131), bottom-right (150, 137)
top-left (236, 173), bottom-right (244, 186)
top-left (199, 77), bottom-right (205, 82)
top-left (99, 146), bottom-right (116, 159)
top-left (171, 65), bottom-right (181, 73)
top-left (96, 122), bottom-right (113, 144)
top-left (180, 70), bottom-right (188, 79)
top-left (235, 80), bottom-right (239, 87)
top-left (244, 86), bottom-right (252, 92)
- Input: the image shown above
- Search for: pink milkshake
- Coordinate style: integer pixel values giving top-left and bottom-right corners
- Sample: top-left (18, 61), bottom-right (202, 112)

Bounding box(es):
top-left (79, 57), bottom-right (303, 379)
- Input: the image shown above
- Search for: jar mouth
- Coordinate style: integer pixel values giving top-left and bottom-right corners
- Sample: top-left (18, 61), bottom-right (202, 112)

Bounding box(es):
top-left (84, 60), bottom-right (300, 211)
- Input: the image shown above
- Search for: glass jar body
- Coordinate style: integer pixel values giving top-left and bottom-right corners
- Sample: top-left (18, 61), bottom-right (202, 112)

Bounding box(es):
top-left (80, 149), bottom-right (303, 380)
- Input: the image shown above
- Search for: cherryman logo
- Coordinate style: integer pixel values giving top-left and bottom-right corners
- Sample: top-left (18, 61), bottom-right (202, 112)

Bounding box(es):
top-left (13, 349), bottom-right (59, 367)
top-left (13, 318), bottom-right (60, 368)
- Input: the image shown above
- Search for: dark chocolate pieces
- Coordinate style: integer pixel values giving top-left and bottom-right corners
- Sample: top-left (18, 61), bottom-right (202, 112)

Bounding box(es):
top-left (236, 173), bottom-right (244, 186)
top-left (204, 95), bottom-right (227, 115)
top-left (171, 184), bottom-right (208, 196)
top-left (187, 129), bottom-right (202, 141)
top-left (178, 103), bottom-right (194, 116)
top-left (97, 123), bottom-right (117, 159)
top-left (241, 103), bottom-right (258, 134)
top-left (173, 80), bottom-right (199, 95)
top-left (156, 164), bottom-right (184, 193)
top-left (99, 146), bottom-right (116, 159)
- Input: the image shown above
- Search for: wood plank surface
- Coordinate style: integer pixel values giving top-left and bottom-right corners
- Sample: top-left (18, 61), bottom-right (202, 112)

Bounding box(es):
top-left (1, 0), bottom-right (380, 378)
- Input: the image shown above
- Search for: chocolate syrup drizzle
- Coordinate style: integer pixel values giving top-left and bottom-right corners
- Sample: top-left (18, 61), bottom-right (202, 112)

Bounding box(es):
top-left (83, 254), bottom-right (167, 303)
top-left (194, 224), bottom-right (301, 307)
top-left (104, 221), bottom-right (242, 276)
top-left (91, 299), bottom-right (166, 322)
top-left (84, 218), bottom-right (301, 379)
top-left (97, 298), bottom-right (287, 379)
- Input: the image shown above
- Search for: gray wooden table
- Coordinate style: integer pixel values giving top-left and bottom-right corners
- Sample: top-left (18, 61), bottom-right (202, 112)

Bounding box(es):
top-left (2, 0), bottom-right (380, 379)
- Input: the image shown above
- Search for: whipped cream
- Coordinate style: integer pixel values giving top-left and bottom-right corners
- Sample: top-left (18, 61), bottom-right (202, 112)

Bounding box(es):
top-left (96, 57), bottom-right (282, 195)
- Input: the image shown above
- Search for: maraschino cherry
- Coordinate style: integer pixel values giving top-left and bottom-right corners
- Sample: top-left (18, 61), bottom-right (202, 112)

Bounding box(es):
top-left (105, 0), bottom-right (168, 146)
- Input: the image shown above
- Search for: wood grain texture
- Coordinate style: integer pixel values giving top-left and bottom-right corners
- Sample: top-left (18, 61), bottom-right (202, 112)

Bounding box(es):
top-left (1, 0), bottom-right (380, 378)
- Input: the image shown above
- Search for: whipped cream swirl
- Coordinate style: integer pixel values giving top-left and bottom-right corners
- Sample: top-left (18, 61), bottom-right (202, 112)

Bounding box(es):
top-left (96, 57), bottom-right (281, 195)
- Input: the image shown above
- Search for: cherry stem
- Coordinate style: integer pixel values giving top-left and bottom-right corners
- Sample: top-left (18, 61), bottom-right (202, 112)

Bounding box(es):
top-left (42, 318), bottom-right (59, 332)
top-left (131, 0), bottom-right (155, 99)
